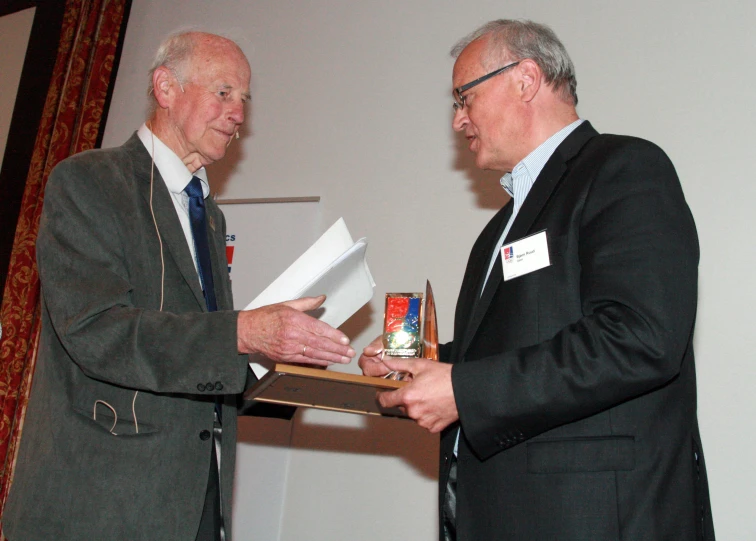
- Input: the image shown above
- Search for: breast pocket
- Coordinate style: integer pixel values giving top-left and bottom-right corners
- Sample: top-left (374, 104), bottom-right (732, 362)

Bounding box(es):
top-left (542, 233), bottom-right (575, 277)
top-left (506, 232), bottom-right (572, 285)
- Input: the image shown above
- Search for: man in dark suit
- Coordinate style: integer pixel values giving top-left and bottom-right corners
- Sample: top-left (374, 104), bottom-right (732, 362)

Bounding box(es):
top-left (361, 19), bottom-right (715, 540)
top-left (3, 31), bottom-right (355, 541)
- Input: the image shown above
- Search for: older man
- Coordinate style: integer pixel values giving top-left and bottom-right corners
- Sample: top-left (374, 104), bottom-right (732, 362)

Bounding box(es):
top-left (3, 31), bottom-right (354, 541)
top-left (361, 20), bottom-right (715, 540)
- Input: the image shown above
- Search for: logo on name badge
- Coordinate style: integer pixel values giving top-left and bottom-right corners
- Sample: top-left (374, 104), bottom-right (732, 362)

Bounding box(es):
top-left (504, 246), bottom-right (514, 261)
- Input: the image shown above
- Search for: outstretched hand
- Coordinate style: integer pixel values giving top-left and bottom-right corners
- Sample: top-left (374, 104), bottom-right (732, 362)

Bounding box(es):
top-left (237, 295), bottom-right (355, 367)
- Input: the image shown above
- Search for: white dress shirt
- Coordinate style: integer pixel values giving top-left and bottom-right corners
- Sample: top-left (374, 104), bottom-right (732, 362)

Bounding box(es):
top-left (137, 123), bottom-right (210, 281)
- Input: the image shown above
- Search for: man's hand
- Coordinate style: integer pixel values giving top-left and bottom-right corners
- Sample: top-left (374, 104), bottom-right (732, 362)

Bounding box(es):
top-left (377, 357), bottom-right (458, 433)
top-left (357, 335), bottom-right (392, 377)
top-left (237, 295), bottom-right (355, 367)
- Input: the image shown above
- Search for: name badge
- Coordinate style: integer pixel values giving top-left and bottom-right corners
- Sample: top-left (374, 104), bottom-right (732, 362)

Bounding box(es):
top-left (501, 230), bottom-right (551, 281)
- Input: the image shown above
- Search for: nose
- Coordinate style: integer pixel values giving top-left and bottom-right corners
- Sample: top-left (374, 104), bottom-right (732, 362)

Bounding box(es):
top-left (227, 98), bottom-right (245, 125)
top-left (452, 107), bottom-right (468, 132)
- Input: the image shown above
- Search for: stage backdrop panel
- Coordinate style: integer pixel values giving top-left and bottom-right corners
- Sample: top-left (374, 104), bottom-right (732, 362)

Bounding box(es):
top-left (217, 198), bottom-right (321, 541)
top-left (220, 198), bottom-right (322, 308)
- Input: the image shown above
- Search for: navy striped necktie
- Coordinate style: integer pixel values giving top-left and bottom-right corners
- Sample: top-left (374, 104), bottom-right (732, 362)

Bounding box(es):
top-left (185, 176), bottom-right (217, 312)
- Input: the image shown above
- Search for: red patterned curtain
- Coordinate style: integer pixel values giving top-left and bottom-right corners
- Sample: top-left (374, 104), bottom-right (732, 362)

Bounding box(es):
top-left (0, 0), bottom-right (130, 518)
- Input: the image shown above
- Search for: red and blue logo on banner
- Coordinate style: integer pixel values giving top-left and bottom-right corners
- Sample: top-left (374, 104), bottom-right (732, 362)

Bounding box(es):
top-left (225, 233), bottom-right (236, 277)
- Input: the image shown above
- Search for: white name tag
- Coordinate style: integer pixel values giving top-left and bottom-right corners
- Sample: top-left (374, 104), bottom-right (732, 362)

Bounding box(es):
top-left (501, 230), bottom-right (551, 281)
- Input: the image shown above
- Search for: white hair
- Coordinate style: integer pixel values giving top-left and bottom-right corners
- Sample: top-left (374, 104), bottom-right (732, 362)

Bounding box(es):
top-left (147, 31), bottom-right (197, 104)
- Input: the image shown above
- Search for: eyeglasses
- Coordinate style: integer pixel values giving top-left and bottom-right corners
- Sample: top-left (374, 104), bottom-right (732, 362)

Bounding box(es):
top-left (452, 60), bottom-right (520, 111)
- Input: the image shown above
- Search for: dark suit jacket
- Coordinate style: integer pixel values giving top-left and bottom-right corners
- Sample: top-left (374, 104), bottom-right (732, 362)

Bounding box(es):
top-left (438, 122), bottom-right (715, 540)
top-left (4, 134), bottom-right (251, 540)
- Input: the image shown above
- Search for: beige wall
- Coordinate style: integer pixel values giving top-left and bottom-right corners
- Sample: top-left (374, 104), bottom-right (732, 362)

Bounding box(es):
top-left (102, 1), bottom-right (756, 539)
top-left (0, 7), bottom-right (36, 172)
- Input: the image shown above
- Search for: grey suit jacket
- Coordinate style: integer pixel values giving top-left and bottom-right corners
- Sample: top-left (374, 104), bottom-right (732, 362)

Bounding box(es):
top-left (4, 134), bottom-right (250, 540)
top-left (438, 123), bottom-right (715, 540)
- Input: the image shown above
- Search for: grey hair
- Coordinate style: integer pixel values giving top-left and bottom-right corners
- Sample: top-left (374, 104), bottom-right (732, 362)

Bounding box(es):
top-left (451, 20), bottom-right (578, 106)
top-left (147, 31), bottom-right (198, 108)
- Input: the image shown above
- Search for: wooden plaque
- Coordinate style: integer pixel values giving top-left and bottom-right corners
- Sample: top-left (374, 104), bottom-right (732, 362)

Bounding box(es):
top-left (245, 364), bottom-right (409, 417)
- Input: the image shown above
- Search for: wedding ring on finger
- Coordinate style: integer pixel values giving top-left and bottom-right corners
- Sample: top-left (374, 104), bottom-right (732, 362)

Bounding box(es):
top-left (302, 345), bottom-right (307, 356)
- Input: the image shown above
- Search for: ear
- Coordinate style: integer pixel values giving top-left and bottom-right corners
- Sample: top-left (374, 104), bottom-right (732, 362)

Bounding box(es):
top-left (152, 66), bottom-right (177, 109)
top-left (517, 59), bottom-right (542, 103)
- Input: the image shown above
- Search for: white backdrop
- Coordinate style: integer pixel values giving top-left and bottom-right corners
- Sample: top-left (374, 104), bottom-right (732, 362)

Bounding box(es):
top-left (216, 199), bottom-right (321, 541)
top-left (101, 1), bottom-right (756, 539)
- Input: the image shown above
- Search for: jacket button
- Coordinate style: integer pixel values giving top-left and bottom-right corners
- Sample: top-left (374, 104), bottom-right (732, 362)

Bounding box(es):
top-left (199, 430), bottom-right (211, 441)
top-left (206, 382), bottom-right (213, 391)
top-left (197, 383), bottom-right (206, 392)
top-left (214, 382), bottom-right (223, 391)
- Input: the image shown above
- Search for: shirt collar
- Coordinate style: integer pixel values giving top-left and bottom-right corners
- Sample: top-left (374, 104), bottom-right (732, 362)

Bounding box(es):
top-left (137, 123), bottom-right (209, 198)
top-left (500, 119), bottom-right (585, 197)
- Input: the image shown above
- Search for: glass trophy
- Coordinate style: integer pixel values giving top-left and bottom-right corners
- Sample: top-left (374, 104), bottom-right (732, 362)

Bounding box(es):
top-left (382, 281), bottom-right (439, 380)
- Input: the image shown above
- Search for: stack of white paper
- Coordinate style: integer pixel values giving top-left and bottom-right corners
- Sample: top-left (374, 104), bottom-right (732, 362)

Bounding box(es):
top-left (246, 218), bottom-right (375, 377)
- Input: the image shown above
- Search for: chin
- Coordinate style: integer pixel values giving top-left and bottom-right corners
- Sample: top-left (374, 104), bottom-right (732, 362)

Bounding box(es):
top-left (475, 154), bottom-right (492, 170)
top-left (475, 152), bottom-right (506, 173)
top-left (205, 147), bottom-right (228, 164)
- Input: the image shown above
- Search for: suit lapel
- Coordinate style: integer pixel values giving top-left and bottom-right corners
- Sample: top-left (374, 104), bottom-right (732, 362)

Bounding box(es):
top-left (127, 135), bottom-right (207, 311)
top-left (503, 122), bottom-right (598, 244)
top-left (457, 122), bottom-right (599, 359)
top-left (457, 205), bottom-right (511, 357)
top-left (503, 158), bottom-right (566, 245)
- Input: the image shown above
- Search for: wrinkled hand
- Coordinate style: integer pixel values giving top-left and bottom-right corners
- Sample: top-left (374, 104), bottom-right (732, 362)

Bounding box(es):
top-left (377, 357), bottom-right (458, 433)
top-left (357, 335), bottom-right (392, 377)
top-left (237, 296), bottom-right (355, 367)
